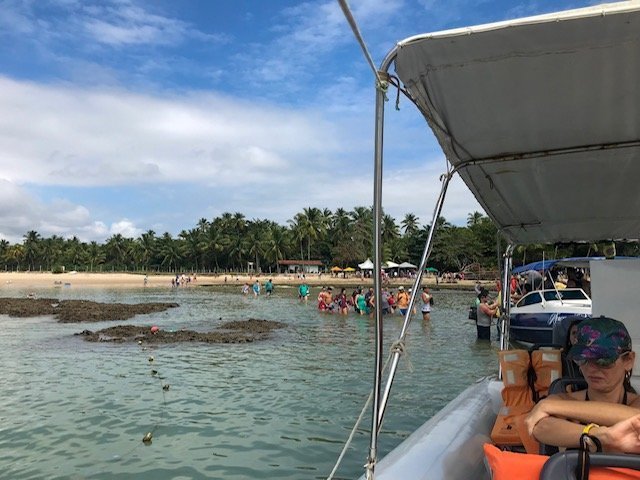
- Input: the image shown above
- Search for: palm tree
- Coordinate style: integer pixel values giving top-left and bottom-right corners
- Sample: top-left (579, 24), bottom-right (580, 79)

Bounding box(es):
top-left (330, 208), bottom-right (351, 240)
top-left (196, 218), bottom-right (209, 234)
top-left (263, 223), bottom-right (290, 269)
top-left (245, 220), bottom-right (271, 272)
top-left (203, 224), bottom-right (227, 271)
top-left (137, 230), bottom-right (157, 271)
top-left (287, 214), bottom-right (306, 260)
top-left (467, 211), bottom-right (484, 227)
top-left (401, 213), bottom-right (420, 236)
top-left (5, 244), bottom-right (24, 271)
top-left (350, 206), bottom-right (373, 257)
top-left (64, 236), bottom-right (85, 271)
top-left (0, 239), bottom-right (9, 270)
top-left (300, 207), bottom-right (327, 261)
top-left (105, 234), bottom-right (127, 270)
top-left (86, 241), bottom-right (105, 272)
top-left (382, 214), bottom-right (400, 244)
top-left (158, 233), bottom-right (182, 272)
top-left (41, 236), bottom-right (63, 271)
top-left (22, 230), bottom-right (41, 271)
top-left (179, 228), bottom-right (202, 272)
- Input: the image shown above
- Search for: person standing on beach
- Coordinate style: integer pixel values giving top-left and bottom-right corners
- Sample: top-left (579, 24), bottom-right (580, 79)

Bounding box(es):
top-left (420, 286), bottom-right (432, 321)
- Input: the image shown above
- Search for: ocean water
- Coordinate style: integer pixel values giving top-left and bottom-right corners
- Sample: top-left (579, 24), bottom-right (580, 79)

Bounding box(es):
top-left (0, 285), bottom-right (498, 479)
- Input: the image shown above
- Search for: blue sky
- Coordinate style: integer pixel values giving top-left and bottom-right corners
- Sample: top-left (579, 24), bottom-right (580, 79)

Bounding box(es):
top-left (0, 0), bottom-right (597, 242)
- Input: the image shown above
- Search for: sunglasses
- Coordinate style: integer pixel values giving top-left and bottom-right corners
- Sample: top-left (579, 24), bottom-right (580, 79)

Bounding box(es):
top-left (573, 351), bottom-right (630, 368)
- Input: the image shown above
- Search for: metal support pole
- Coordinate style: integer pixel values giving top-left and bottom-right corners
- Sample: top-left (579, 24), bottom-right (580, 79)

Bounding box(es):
top-left (377, 172), bottom-right (453, 427)
top-left (366, 78), bottom-right (388, 479)
top-left (499, 244), bottom-right (514, 353)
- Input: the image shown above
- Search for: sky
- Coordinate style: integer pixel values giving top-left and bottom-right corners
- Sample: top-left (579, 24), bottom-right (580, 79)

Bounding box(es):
top-left (0, 0), bottom-right (599, 243)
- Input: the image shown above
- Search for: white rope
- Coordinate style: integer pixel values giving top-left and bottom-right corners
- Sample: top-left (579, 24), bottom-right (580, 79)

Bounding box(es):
top-left (337, 0), bottom-right (386, 90)
top-left (326, 339), bottom-right (412, 479)
top-left (326, 389), bottom-right (374, 480)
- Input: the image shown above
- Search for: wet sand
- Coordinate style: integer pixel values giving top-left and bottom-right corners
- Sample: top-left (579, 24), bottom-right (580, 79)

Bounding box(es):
top-left (0, 271), bottom-right (481, 290)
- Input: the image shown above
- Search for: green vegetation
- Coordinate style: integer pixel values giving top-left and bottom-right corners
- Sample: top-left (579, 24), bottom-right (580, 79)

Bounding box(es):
top-left (1, 208), bottom-right (637, 275)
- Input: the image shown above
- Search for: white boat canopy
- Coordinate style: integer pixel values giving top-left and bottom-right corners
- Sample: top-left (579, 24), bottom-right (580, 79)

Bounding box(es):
top-left (393, 1), bottom-right (640, 245)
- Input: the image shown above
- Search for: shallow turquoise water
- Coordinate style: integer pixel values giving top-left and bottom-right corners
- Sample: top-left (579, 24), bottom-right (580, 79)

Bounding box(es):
top-left (0, 285), bottom-right (498, 479)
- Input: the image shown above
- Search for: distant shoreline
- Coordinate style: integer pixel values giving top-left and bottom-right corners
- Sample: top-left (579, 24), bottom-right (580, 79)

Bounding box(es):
top-left (0, 271), bottom-right (485, 291)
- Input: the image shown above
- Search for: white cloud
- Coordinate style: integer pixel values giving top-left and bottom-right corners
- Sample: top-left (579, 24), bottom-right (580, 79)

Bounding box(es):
top-left (109, 219), bottom-right (142, 238)
top-left (0, 179), bottom-right (132, 243)
top-left (0, 76), bottom-right (342, 187)
top-left (80, 3), bottom-right (228, 47)
top-left (0, 71), bottom-right (485, 241)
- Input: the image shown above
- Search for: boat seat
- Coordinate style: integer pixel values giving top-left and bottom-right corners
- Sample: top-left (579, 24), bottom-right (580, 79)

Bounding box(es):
top-left (491, 348), bottom-right (562, 451)
top-left (540, 450), bottom-right (640, 479)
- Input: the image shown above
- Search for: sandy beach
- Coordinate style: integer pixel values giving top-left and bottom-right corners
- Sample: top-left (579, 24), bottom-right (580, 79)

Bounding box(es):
top-left (0, 271), bottom-right (483, 291)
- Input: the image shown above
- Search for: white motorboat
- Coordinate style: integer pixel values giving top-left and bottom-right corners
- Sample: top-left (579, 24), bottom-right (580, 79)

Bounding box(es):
top-left (334, 1), bottom-right (640, 479)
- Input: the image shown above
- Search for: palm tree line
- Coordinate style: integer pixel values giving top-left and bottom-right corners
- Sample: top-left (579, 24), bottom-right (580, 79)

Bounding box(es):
top-left (2, 208), bottom-right (635, 275)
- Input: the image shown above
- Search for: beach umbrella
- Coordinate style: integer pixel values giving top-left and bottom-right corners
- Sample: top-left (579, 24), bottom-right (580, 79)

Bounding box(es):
top-left (343, 267), bottom-right (356, 272)
top-left (425, 266), bottom-right (439, 273)
top-left (331, 266), bottom-right (343, 272)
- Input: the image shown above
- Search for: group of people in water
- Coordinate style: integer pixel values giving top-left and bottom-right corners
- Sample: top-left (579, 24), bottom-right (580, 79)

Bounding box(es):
top-left (240, 279), bottom-right (434, 320)
top-left (241, 279), bottom-right (274, 296)
top-left (305, 284), bottom-right (433, 320)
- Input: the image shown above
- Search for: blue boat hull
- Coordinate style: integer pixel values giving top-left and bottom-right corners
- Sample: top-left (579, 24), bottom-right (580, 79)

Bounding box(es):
top-left (510, 312), bottom-right (590, 345)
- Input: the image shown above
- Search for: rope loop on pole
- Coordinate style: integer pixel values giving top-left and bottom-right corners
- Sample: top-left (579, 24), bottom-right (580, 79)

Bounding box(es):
top-left (390, 340), bottom-right (414, 373)
top-left (364, 459), bottom-right (376, 480)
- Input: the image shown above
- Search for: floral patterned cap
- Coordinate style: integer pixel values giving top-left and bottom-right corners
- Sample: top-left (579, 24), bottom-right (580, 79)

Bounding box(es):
top-left (568, 316), bottom-right (632, 362)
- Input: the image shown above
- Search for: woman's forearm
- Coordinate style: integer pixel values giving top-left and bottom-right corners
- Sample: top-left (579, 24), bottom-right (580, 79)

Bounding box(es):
top-left (534, 397), bottom-right (640, 427)
top-left (532, 416), bottom-right (584, 448)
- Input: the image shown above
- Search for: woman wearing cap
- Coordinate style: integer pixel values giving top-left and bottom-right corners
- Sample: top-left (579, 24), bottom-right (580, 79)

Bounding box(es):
top-left (526, 316), bottom-right (640, 451)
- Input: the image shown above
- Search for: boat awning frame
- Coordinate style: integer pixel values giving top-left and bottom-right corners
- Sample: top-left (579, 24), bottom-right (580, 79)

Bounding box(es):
top-left (391, 0), bottom-right (640, 245)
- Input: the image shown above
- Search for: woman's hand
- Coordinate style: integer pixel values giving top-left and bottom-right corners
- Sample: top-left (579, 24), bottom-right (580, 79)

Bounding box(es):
top-left (597, 414), bottom-right (640, 453)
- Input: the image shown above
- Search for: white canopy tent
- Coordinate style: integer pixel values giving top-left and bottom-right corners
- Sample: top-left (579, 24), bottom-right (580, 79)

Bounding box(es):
top-left (398, 262), bottom-right (417, 269)
top-left (358, 259), bottom-right (374, 270)
top-left (383, 261), bottom-right (400, 269)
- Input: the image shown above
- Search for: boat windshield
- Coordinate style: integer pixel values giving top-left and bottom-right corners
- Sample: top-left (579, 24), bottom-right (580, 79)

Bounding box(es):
top-left (516, 292), bottom-right (542, 307)
top-left (516, 288), bottom-right (589, 307)
top-left (542, 289), bottom-right (589, 301)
